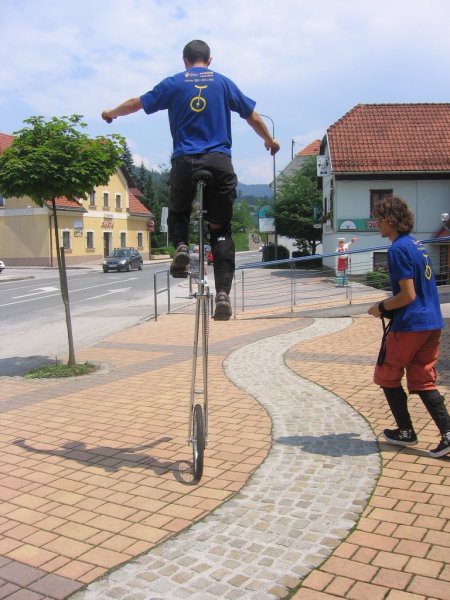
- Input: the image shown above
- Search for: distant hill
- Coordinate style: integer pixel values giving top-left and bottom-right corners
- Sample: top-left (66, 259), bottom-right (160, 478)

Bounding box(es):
top-left (237, 182), bottom-right (273, 199)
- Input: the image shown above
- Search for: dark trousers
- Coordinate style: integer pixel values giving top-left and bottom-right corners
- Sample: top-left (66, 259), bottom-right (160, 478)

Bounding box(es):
top-left (168, 153), bottom-right (237, 294)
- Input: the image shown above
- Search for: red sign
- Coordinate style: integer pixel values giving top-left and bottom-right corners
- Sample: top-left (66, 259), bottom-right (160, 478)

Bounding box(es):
top-left (101, 220), bottom-right (114, 228)
top-left (147, 220), bottom-right (155, 232)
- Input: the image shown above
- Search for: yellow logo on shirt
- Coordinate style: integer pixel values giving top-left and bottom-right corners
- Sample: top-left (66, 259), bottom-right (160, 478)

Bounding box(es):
top-left (190, 85), bottom-right (207, 113)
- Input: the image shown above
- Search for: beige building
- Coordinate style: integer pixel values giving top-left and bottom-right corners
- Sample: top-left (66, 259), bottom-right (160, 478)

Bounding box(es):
top-left (0, 133), bottom-right (154, 266)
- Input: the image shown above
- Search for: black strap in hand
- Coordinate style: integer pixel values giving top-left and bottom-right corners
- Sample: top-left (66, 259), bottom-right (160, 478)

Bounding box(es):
top-left (377, 315), bottom-right (392, 366)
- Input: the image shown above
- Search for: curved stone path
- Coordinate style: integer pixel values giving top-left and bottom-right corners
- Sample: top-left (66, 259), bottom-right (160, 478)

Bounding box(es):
top-left (73, 318), bottom-right (380, 600)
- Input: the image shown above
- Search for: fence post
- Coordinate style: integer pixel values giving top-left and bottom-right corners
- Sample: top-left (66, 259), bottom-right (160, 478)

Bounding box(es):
top-left (241, 270), bottom-right (245, 314)
top-left (290, 263), bottom-right (294, 313)
top-left (167, 270), bottom-right (171, 314)
top-left (154, 272), bottom-right (158, 321)
top-left (233, 274), bottom-right (237, 319)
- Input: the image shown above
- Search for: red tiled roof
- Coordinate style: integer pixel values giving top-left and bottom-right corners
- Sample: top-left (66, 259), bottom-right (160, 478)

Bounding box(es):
top-left (129, 189), bottom-right (152, 216)
top-left (296, 140), bottom-right (321, 157)
top-left (327, 104), bottom-right (450, 173)
top-left (0, 132), bottom-right (14, 153)
top-left (129, 186), bottom-right (144, 198)
top-left (44, 197), bottom-right (87, 212)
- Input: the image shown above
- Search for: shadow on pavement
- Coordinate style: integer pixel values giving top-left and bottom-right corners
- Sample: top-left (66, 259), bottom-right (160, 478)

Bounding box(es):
top-left (0, 355), bottom-right (55, 377)
top-left (275, 432), bottom-right (379, 456)
top-left (13, 437), bottom-right (197, 484)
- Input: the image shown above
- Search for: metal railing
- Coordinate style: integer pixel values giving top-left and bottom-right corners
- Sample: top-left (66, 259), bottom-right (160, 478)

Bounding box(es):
top-left (232, 236), bottom-right (450, 317)
top-left (153, 270), bottom-right (171, 321)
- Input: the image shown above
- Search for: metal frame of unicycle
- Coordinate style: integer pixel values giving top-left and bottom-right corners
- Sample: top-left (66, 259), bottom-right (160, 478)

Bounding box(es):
top-left (188, 173), bottom-right (212, 484)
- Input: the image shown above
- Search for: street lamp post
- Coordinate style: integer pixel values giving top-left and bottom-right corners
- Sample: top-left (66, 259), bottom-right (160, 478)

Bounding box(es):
top-left (259, 114), bottom-right (278, 259)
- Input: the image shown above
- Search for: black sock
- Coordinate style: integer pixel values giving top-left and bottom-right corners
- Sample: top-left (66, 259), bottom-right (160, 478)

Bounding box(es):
top-left (383, 386), bottom-right (413, 430)
top-left (418, 390), bottom-right (450, 435)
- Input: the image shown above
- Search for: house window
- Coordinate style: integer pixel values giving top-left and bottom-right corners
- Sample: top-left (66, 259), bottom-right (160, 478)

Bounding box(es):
top-left (0, 194), bottom-right (5, 207)
top-left (103, 192), bottom-right (109, 207)
top-left (120, 232), bottom-right (126, 247)
top-left (62, 230), bottom-right (71, 250)
top-left (137, 232), bottom-right (143, 248)
top-left (86, 231), bottom-right (94, 249)
top-left (89, 192), bottom-right (96, 207)
top-left (370, 189), bottom-right (393, 218)
top-left (115, 194), bottom-right (122, 209)
top-left (373, 251), bottom-right (388, 272)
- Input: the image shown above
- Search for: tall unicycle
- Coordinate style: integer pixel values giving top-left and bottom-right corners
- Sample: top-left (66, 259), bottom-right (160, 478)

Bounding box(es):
top-left (188, 169), bottom-right (213, 483)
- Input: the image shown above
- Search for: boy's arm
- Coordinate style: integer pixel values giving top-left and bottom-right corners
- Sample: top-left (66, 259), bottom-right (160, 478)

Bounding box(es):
top-left (368, 278), bottom-right (416, 317)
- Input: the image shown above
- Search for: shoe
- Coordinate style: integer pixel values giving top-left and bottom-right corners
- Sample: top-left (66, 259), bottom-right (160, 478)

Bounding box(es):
top-left (383, 428), bottom-right (418, 447)
top-left (429, 432), bottom-right (450, 458)
top-left (213, 291), bottom-right (232, 321)
top-left (170, 244), bottom-right (189, 278)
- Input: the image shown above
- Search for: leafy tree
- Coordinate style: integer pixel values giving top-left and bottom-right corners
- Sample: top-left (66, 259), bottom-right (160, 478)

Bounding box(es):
top-left (275, 156), bottom-right (322, 255)
top-left (0, 115), bottom-right (124, 365)
top-left (232, 200), bottom-right (254, 233)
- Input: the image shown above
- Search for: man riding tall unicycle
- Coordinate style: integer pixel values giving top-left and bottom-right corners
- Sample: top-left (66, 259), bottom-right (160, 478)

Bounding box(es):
top-left (102, 39), bottom-right (280, 321)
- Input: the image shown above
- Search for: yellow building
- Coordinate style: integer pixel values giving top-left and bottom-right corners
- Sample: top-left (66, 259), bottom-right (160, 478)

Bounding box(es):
top-left (0, 133), bottom-right (154, 266)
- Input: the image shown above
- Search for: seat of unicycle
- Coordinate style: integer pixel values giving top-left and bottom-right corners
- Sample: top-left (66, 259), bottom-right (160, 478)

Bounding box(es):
top-left (192, 169), bottom-right (213, 186)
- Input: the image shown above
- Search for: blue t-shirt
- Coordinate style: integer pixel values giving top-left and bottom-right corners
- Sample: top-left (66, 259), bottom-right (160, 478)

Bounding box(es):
top-left (388, 234), bottom-right (444, 332)
top-left (140, 67), bottom-right (256, 158)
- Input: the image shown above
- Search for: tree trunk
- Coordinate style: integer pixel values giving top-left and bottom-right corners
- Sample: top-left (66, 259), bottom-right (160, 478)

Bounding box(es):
top-left (51, 199), bottom-right (76, 365)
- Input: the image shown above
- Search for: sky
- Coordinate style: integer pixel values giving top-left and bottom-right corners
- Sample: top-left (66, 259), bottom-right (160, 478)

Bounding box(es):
top-left (1, 0), bottom-right (449, 184)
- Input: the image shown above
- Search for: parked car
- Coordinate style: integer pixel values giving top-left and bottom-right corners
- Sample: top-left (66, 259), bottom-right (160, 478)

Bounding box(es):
top-left (102, 248), bottom-right (143, 272)
top-left (0, 260), bottom-right (5, 273)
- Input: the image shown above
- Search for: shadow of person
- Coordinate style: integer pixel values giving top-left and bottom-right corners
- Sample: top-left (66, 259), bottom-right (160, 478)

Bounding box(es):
top-left (275, 432), bottom-right (379, 457)
top-left (13, 437), bottom-right (198, 484)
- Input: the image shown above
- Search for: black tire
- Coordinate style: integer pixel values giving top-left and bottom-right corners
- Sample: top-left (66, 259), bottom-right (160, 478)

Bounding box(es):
top-left (138, 261), bottom-right (143, 270)
top-left (103, 266), bottom-right (108, 273)
top-left (126, 262), bottom-right (131, 272)
top-left (192, 404), bottom-right (204, 483)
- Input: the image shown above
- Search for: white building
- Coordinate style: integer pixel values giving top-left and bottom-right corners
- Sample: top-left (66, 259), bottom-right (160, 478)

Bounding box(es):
top-left (318, 103), bottom-right (450, 279)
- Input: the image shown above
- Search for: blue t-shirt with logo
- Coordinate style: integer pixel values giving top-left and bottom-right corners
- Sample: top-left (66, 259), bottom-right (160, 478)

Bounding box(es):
top-left (388, 234), bottom-right (444, 332)
top-left (140, 67), bottom-right (256, 158)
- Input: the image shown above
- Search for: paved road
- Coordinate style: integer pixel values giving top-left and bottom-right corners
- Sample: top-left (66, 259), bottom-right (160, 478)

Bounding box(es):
top-left (0, 252), bottom-right (261, 376)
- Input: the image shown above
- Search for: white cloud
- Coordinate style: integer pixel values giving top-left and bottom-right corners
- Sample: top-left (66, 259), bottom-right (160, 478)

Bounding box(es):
top-left (1, 0), bottom-right (450, 183)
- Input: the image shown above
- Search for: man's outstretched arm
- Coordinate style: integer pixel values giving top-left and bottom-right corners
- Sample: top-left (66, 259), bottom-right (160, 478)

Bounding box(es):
top-left (246, 111), bottom-right (280, 155)
top-left (101, 97), bottom-right (143, 123)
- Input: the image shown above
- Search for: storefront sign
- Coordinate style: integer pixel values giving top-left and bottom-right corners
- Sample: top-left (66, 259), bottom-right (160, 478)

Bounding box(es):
top-left (338, 219), bottom-right (379, 231)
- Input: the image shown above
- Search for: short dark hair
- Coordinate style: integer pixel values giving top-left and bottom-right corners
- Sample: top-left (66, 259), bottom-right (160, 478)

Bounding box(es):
top-left (183, 40), bottom-right (210, 64)
top-left (374, 195), bottom-right (414, 234)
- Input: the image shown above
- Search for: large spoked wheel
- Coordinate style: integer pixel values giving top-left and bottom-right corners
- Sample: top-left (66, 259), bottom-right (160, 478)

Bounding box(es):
top-left (192, 404), bottom-right (205, 483)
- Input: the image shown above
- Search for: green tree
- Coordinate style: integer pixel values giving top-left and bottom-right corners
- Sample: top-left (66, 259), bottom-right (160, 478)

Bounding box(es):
top-left (232, 200), bottom-right (254, 233)
top-left (0, 115), bottom-right (124, 365)
top-left (120, 140), bottom-right (135, 179)
top-left (275, 156), bottom-right (322, 255)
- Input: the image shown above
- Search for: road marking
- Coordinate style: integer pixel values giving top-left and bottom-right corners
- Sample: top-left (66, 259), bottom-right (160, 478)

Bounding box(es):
top-left (0, 278), bottom-right (140, 307)
top-left (82, 287), bottom-right (131, 301)
top-left (13, 286), bottom-right (60, 299)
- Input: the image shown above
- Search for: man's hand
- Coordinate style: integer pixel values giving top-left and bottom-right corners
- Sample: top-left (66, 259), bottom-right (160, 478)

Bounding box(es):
top-left (101, 110), bottom-right (115, 124)
top-left (265, 138), bottom-right (280, 156)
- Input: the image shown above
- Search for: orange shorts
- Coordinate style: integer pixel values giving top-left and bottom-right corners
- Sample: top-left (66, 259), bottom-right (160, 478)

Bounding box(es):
top-left (374, 329), bottom-right (441, 392)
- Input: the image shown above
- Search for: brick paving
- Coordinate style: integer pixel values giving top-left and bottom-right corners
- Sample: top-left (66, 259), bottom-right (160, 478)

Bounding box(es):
top-left (0, 299), bottom-right (448, 599)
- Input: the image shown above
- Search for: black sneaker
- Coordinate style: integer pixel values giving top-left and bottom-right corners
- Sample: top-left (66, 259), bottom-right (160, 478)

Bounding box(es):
top-left (213, 291), bottom-right (232, 321)
top-left (170, 244), bottom-right (189, 278)
top-left (429, 432), bottom-right (450, 458)
top-left (383, 428), bottom-right (418, 447)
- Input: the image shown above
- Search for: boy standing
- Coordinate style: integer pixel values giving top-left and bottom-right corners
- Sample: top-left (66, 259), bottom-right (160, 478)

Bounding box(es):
top-left (368, 196), bottom-right (450, 457)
